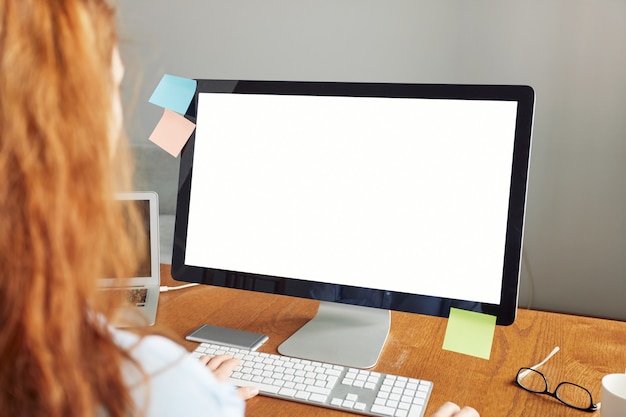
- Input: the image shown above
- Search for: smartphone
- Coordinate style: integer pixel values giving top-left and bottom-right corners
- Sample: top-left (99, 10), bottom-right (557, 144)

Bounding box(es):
top-left (185, 324), bottom-right (269, 351)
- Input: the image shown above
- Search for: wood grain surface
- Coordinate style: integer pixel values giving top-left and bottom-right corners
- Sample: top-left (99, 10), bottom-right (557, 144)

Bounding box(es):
top-left (157, 265), bottom-right (625, 417)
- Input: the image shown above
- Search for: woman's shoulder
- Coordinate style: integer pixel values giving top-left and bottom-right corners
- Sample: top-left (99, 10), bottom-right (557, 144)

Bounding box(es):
top-left (110, 328), bottom-right (244, 417)
top-left (111, 329), bottom-right (188, 373)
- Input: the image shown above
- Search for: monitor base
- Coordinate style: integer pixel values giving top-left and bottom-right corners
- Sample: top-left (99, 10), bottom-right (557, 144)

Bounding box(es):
top-left (278, 301), bottom-right (390, 369)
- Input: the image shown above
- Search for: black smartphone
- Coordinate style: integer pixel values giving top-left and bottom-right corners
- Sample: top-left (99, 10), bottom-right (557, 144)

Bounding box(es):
top-left (185, 324), bottom-right (269, 351)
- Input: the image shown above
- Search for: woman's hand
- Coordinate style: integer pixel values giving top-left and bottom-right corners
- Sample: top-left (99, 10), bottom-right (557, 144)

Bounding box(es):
top-left (429, 402), bottom-right (479, 417)
top-left (199, 355), bottom-right (260, 400)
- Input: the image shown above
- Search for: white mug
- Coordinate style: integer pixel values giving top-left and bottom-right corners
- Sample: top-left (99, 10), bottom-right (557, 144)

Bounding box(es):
top-left (601, 373), bottom-right (626, 417)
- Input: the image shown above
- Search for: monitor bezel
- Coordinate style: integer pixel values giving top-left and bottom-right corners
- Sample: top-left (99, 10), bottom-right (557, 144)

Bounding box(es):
top-left (171, 80), bottom-right (534, 326)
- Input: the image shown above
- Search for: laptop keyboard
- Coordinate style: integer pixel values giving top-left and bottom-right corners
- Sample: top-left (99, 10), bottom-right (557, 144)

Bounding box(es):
top-left (192, 342), bottom-right (433, 417)
top-left (104, 288), bottom-right (148, 305)
top-left (125, 288), bottom-right (148, 304)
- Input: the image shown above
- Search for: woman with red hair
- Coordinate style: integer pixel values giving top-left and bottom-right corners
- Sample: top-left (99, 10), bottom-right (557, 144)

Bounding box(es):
top-left (0, 1), bottom-right (256, 416)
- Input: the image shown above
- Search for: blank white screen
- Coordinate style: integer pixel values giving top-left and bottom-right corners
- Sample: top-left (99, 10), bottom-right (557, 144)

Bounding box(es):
top-left (185, 92), bottom-right (518, 304)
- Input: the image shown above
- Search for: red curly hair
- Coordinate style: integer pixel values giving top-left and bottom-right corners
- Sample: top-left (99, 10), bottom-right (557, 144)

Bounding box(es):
top-left (0, 1), bottom-right (146, 416)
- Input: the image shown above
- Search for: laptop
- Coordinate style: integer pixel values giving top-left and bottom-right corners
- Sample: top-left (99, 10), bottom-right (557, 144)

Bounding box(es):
top-left (99, 191), bottom-right (160, 326)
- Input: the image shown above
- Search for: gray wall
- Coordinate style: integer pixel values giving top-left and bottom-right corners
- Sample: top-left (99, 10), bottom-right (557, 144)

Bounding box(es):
top-left (117, 0), bottom-right (626, 320)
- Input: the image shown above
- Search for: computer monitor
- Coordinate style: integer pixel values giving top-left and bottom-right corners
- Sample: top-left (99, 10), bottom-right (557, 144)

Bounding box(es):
top-left (172, 80), bottom-right (534, 368)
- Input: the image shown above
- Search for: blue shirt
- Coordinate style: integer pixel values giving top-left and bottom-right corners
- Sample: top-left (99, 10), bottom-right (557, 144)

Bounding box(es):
top-left (111, 329), bottom-right (244, 417)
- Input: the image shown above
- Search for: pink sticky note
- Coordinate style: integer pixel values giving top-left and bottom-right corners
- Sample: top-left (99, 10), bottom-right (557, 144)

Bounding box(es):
top-left (149, 108), bottom-right (196, 157)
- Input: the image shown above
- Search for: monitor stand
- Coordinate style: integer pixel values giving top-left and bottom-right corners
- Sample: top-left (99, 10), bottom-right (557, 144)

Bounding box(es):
top-left (277, 301), bottom-right (391, 369)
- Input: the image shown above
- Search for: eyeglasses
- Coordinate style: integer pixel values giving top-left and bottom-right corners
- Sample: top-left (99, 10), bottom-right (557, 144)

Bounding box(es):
top-left (515, 347), bottom-right (599, 412)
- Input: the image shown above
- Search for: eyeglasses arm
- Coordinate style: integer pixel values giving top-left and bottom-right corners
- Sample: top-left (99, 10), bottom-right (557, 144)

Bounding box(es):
top-left (518, 346), bottom-right (560, 379)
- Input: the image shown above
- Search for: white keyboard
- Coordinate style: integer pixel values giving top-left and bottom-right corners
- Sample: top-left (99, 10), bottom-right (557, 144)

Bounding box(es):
top-left (191, 343), bottom-right (433, 417)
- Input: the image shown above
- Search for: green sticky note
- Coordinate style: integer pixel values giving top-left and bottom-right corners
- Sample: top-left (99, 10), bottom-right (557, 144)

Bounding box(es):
top-left (442, 308), bottom-right (497, 359)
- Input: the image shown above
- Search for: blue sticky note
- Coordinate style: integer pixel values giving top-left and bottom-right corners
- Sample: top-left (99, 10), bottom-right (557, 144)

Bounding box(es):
top-left (148, 74), bottom-right (197, 115)
top-left (442, 308), bottom-right (497, 359)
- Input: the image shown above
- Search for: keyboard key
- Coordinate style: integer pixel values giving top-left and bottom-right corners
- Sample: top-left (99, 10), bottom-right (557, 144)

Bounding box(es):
top-left (371, 404), bottom-right (396, 416)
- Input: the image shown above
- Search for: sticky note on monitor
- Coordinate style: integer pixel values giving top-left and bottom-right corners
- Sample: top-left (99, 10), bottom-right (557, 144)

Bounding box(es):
top-left (149, 74), bottom-right (197, 115)
top-left (442, 307), bottom-right (497, 360)
top-left (149, 109), bottom-right (196, 157)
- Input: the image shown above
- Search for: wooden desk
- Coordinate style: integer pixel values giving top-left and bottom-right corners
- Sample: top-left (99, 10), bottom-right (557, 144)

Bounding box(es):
top-left (157, 265), bottom-right (625, 417)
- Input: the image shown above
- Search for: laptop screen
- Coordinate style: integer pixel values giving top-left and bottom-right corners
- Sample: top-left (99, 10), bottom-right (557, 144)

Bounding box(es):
top-left (101, 192), bottom-right (160, 285)
top-left (128, 198), bottom-right (152, 278)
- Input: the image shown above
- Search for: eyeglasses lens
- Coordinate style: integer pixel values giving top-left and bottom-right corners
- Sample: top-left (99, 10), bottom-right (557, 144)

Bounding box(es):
top-left (518, 369), bottom-right (547, 392)
top-left (555, 383), bottom-right (593, 409)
